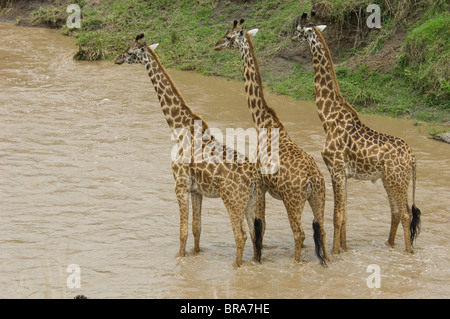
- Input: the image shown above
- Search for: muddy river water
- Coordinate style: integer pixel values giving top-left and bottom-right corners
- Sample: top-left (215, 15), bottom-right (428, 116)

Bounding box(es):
top-left (1, 23), bottom-right (449, 299)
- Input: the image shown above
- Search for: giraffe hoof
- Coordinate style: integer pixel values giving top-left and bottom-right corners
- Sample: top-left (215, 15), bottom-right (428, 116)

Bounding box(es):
top-left (385, 240), bottom-right (395, 248)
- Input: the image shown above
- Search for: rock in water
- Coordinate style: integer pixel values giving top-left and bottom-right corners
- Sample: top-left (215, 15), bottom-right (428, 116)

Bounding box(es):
top-left (432, 132), bottom-right (450, 144)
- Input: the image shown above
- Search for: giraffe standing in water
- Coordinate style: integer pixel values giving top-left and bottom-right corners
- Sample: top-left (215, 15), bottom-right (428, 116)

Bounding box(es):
top-left (292, 12), bottom-right (421, 254)
top-left (215, 20), bottom-right (329, 266)
top-left (115, 33), bottom-right (264, 266)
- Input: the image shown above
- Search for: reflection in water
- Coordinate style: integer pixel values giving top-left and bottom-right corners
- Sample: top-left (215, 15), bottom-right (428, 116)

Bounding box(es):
top-left (0, 23), bottom-right (449, 298)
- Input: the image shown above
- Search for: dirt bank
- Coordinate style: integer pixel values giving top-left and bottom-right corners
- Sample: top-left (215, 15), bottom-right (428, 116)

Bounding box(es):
top-left (0, 0), bottom-right (58, 26)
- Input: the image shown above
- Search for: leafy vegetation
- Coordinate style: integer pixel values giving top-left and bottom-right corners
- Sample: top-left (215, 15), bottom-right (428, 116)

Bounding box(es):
top-left (400, 10), bottom-right (450, 108)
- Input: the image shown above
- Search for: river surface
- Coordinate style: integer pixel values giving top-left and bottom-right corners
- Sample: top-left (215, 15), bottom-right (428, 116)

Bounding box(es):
top-left (1, 23), bottom-right (449, 299)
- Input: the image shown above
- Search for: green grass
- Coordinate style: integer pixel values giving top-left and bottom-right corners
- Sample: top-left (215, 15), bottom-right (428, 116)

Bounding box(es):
top-left (267, 63), bottom-right (447, 122)
top-left (29, 5), bottom-right (66, 27)
top-left (399, 11), bottom-right (450, 108)
top-left (267, 64), bottom-right (315, 101)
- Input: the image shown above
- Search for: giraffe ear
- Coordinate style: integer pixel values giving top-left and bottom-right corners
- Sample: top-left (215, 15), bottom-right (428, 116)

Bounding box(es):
top-left (248, 28), bottom-right (259, 37)
top-left (149, 43), bottom-right (159, 50)
top-left (316, 25), bottom-right (327, 32)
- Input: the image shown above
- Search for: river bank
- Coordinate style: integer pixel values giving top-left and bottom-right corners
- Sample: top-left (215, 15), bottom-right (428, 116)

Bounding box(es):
top-left (1, 0), bottom-right (448, 131)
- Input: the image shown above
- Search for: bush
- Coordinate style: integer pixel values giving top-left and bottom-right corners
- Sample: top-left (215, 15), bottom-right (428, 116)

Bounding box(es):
top-left (401, 11), bottom-right (450, 105)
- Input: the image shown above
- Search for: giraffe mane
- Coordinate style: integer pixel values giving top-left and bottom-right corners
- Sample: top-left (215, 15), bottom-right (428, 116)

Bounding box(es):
top-left (313, 27), bottom-right (360, 120)
top-left (244, 31), bottom-right (285, 129)
top-left (146, 46), bottom-right (209, 129)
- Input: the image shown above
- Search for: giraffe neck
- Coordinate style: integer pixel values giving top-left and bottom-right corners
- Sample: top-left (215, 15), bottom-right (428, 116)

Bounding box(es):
top-left (144, 47), bottom-right (207, 130)
top-left (308, 27), bottom-right (359, 130)
top-left (239, 33), bottom-right (284, 130)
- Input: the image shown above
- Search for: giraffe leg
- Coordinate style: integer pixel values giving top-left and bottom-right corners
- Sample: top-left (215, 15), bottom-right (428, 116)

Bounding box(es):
top-left (191, 192), bottom-right (202, 252)
top-left (284, 198), bottom-right (307, 263)
top-left (390, 193), bottom-right (413, 253)
top-left (388, 210), bottom-right (401, 248)
top-left (222, 192), bottom-right (248, 267)
top-left (256, 187), bottom-right (267, 242)
top-left (382, 178), bottom-right (400, 247)
top-left (176, 188), bottom-right (190, 257)
top-left (307, 176), bottom-right (329, 264)
top-left (230, 210), bottom-right (247, 267)
top-left (383, 175), bottom-right (413, 253)
top-left (246, 184), bottom-right (266, 262)
top-left (245, 194), bottom-right (262, 262)
top-left (243, 192), bottom-right (257, 260)
top-left (340, 192), bottom-right (348, 251)
top-left (401, 205), bottom-right (413, 253)
top-left (257, 189), bottom-right (267, 257)
top-left (331, 173), bottom-right (347, 254)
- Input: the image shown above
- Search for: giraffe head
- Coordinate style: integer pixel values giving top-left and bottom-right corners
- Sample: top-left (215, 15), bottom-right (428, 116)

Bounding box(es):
top-left (292, 12), bottom-right (326, 44)
top-left (214, 19), bottom-right (258, 51)
top-left (115, 33), bottom-right (159, 65)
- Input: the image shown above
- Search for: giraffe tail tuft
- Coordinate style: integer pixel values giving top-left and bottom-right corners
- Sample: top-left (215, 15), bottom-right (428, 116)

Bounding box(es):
top-left (313, 221), bottom-right (328, 267)
top-left (410, 204), bottom-right (421, 247)
top-left (254, 218), bottom-right (263, 263)
top-left (410, 155), bottom-right (421, 248)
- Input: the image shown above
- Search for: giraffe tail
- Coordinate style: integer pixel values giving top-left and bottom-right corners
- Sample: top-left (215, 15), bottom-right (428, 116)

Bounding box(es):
top-left (410, 155), bottom-right (421, 247)
top-left (254, 218), bottom-right (263, 263)
top-left (313, 221), bottom-right (328, 267)
top-left (410, 205), bottom-right (421, 246)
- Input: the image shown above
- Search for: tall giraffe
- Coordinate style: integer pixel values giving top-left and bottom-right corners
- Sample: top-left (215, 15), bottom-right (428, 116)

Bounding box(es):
top-left (115, 33), bottom-right (264, 266)
top-left (292, 12), bottom-right (421, 254)
top-left (215, 20), bottom-right (329, 265)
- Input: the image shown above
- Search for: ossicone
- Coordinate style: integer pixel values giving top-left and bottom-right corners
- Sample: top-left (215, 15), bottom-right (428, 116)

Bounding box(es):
top-left (135, 33), bottom-right (144, 42)
top-left (233, 19), bottom-right (245, 28)
top-left (300, 11), bottom-right (317, 24)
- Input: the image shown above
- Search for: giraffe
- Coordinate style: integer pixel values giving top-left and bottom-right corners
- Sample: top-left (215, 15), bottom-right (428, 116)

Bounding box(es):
top-left (292, 12), bottom-right (421, 254)
top-left (115, 33), bottom-right (265, 266)
top-left (214, 20), bottom-right (329, 266)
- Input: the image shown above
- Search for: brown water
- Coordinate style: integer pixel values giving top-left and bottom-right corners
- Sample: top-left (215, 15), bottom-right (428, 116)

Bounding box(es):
top-left (1, 23), bottom-right (449, 299)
